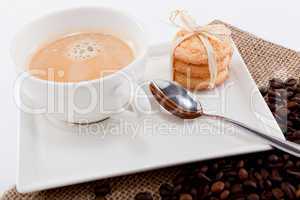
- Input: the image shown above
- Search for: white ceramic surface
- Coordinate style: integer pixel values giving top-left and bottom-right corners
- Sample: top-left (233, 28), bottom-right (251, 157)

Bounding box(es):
top-left (11, 7), bottom-right (152, 123)
top-left (2, 1), bottom-right (300, 191)
top-left (17, 44), bottom-right (284, 193)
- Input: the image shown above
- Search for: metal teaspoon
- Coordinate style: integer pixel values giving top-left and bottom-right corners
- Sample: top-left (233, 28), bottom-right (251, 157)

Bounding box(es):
top-left (149, 79), bottom-right (300, 158)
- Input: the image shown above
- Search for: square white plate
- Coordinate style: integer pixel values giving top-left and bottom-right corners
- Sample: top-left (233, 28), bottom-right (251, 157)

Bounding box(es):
top-left (17, 44), bottom-right (284, 193)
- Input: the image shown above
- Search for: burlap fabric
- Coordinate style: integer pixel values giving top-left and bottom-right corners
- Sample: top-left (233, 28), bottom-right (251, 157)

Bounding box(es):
top-left (1, 21), bottom-right (300, 200)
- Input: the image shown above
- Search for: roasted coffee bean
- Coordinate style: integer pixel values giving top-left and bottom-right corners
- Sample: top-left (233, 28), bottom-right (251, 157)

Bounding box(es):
top-left (135, 192), bottom-right (153, 200)
top-left (179, 193), bottom-right (192, 200)
top-left (231, 184), bottom-right (242, 194)
top-left (268, 96), bottom-right (280, 104)
top-left (159, 183), bottom-right (174, 197)
top-left (234, 197), bottom-right (246, 200)
top-left (226, 171), bottom-right (237, 177)
top-left (173, 175), bottom-right (185, 186)
top-left (236, 160), bottom-right (245, 168)
top-left (286, 85), bottom-right (296, 92)
top-left (212, 163), bottom-right (219, 171)
top-left (288, 112), bottom-right (297, 120)
top-left (200, 185), bottom-right (210, 199)
top-left (268, 154), bottom-right (279, 163)
top-left (260, 169), bottom-right (269, 179)
top-left (292, 118), bottom-right (300, 128)
top-left (161, 197), bottom-right (175, 200)
top-left (287, 91), bottom-right (295, 99)
top-left (281, 182), bottom-right (296, 199)
top-left (283, 154), bottom-right (290, 160)
top-left (286, 131), bottom-right (300, 141)
top-left (243, 180), bottom-right (257, 190)
top-left (257, 180), bottom-right (264, 190)
top-left (272, 188), bottom-right (284, 199)
top-left (231, 194), bottom-right (246, 200)
top-left (270, 169), bottom-right (283, 182)
top-left (292, 96), bottom-right (300, 104)
top-left (200, 165), bottom-right (209, 173)
top-left (220, 190), bottom-right (230, 199)
top-left (296, 189), bottom-right (300, 198)
top-left (223, 165), bottom-right (233, 172)
top-left (190, 188), bottom-right (197, 198)
top-left (94, 183), bottom-right (111, 197)
top-left (268, 90), bottom-right (281, 98)
top-left (276, 88), bottom-right (287, 96)
top-left (296, 160), bottom-right (300, 167)
top-left (287, 87), bottom-right (296, 95)
top-left (211, 181), bottom-right (225, 193)
top-left (289, 116), bottom-right (299, 125)
top-left (264, 179), bottom-right (272, 189)
top-left (215, 171), bottom-right (224, 180)
top-left (293, 139), bottom-right (300, 143)
top-left (256, 159), bottom-right (263, 166)
top-left (288, 101), bottom-right (300, 110)
top-left (182, 184), bottom-right (192, 193)
top-left (253, 172), bottom-right (262, 181)
top-left (285, 78), bottom-right (298, 87)
top-left (286, 169), bottom-right (300, 178)
top-left (293, 130), bottom-right (300, 135)
top-left (247, 193), bottom-right (259, 200)
top-left (238, 168), bottom-right (248, 180)
top-left (173, 184), bottom-right (182, 194)
top-left (295, 93), bottom-right (300, 98)
top-left (284, 160), bottom-right (294, 169)
top-left (270, 78), bottom-right (284, 89)
top-left (261, 191), bottom-right (272, 200)
top-left (224, 181), bottom-right (231, 189)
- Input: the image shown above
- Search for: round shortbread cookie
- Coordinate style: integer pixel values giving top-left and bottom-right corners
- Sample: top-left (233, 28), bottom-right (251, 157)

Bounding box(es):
top-left (173, 30), bottom-right (233, 65)
top-left (174, 68), bottom-right (229, 91)
top-left (173, 55), bottom-right (231, 78)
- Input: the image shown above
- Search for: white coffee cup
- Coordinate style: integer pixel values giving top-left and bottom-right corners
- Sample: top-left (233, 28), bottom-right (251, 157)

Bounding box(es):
top-left (11, 7), bottom-right (169, 123)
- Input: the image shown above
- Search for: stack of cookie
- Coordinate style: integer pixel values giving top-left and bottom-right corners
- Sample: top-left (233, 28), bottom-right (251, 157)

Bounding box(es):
top-left (172, 30), bottom-right (233, 91)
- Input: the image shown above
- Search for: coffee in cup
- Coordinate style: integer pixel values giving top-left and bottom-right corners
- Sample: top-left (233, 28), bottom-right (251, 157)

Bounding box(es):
top-left (28, 32), bottom-right (134, 82)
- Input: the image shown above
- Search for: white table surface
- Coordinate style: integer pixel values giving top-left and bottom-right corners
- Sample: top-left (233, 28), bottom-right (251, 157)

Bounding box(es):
top-left (1, 0), bottom-right (300, 192)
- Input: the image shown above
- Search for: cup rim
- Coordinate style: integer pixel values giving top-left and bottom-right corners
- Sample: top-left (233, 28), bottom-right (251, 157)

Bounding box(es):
top-left (11, 6), bottom-right (149, 86)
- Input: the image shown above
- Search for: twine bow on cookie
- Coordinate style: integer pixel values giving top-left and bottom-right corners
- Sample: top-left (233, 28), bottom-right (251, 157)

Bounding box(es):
top-left (170, 10), bottom-right (232, 88)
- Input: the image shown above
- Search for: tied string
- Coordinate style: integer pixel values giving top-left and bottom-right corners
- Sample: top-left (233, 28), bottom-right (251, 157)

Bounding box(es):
top-left (170, 10), bottom-right (232, 88)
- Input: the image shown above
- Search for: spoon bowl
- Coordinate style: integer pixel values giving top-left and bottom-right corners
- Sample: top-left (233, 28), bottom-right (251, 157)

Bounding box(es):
top-left (149, 79), bottom-right (202, 119)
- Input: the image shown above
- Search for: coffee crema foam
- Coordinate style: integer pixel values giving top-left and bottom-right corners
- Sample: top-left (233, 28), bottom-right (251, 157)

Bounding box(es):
top-left (66, 39), bottom-right (103, 61)
top-left (28, 32), bottom-right (134, 82)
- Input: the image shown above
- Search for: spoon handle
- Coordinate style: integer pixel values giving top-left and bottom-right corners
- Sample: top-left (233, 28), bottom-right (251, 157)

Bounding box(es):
top-left (204, 113), bottom-right (300, 157)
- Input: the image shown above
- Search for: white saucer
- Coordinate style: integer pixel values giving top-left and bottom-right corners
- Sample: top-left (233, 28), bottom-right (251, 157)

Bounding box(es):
top-left (17, 44), bottom-right (284, 193)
